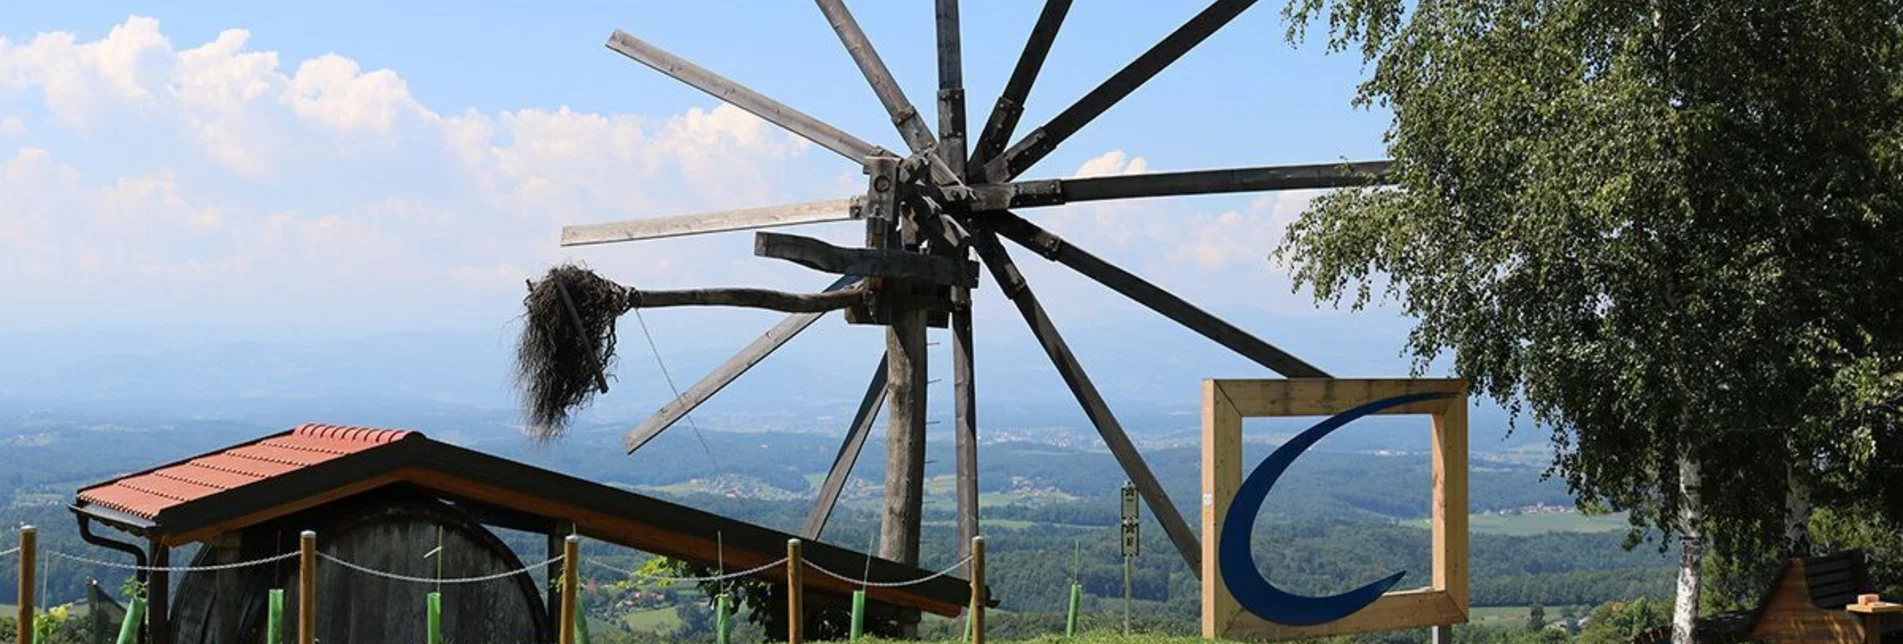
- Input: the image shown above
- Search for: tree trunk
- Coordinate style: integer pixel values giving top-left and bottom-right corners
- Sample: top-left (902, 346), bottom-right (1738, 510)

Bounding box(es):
top-left (1673, 451), bottom-right (1704, 644)
top-left (1784, 459), bottom-right (1813, 557)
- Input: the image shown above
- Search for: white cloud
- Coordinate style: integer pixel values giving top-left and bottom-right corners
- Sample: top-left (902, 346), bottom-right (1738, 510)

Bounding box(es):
top-left (0, 16), bottom-right (831, 330)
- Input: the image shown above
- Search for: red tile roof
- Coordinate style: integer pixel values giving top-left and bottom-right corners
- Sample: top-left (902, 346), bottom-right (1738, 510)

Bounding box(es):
top-left (77, 423), bottom-right (415, 520)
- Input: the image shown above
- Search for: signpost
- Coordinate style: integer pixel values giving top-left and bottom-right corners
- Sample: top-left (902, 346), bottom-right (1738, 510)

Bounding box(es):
top-left (1120, 482), bottom-right (1139, 635)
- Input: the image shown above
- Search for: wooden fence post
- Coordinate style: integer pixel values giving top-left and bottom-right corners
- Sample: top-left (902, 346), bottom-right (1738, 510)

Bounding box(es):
top-left (559, 535), bottom-right (579, 644)
top-left (787, 539), bottom-right (804, 644)
top-left (971, 536), bottom-right (986, 644)
top-left (298, 531), bottom-right (316, 644)
top-left (18, 525), bottom-right (35, 644)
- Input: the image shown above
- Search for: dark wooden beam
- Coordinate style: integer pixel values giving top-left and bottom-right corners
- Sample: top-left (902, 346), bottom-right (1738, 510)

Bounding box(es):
top-left (970, 230), bottom-right (1203, 575)
top-left (802, 356), bottom-right (889, 539)
top-left (952, 304), bottom-right (980, 559)
top-left (882, 305), bottom-right (930, 637)
top-left (971, 0), bottom-right (1072, 169)
top-left (148, 541), bottom-right (171, 644)
top-left (981, 0), bottom-right (1260, 182)
top-left (936, 0), bottom-right (968, 180)
top-left (630, 284), bottom-right (867, 313)
top-left (625, 276), bottom-right (859, 454)
top-left (605, 30), bottom-right (880, 163)
top-left (989, 212), bottom-right (1329, 378)
top-left (755, 232), bottom-right (978, 287)
top-left (997, 160), bottom-right (1393, 208)
top-left (814, 0), bottom-right (962, 189)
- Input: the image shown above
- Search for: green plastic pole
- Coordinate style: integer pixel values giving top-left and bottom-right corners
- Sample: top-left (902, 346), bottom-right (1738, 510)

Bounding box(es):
top-left (574, 602), bottom-right (591, 644)
top-left (426, 592), bottom-right (442, 644)
top-left (265, 590), bottom-right (283, 644)
top-left (1065, 583), bottom-right (1082, 636)
top-left (715, 593), bottom-right (733, 644)
top-left (115, 596), bottom-right (146, 644)
top-left (849, 590), bottom-right (866, 641)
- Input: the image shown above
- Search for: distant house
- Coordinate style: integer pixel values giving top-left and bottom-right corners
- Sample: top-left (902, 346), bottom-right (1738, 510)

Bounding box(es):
top-left (1635, 550), bottom-right (1899, 643)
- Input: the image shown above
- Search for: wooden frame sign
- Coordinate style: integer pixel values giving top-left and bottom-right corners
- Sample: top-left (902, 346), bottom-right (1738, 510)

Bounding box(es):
top-left (1201, 378), bottom-right (1469, 640)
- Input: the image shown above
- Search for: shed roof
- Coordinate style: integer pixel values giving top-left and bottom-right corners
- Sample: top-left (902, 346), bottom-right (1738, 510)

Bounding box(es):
top-left (72, 424), bottom-right (981, 616)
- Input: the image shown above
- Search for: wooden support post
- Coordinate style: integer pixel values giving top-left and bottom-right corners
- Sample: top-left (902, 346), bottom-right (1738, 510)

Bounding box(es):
top-left (969, 536), bottom-right (986, 644)
top-left (953, 305), bottom-right (980, 558)
top-left (559, 536), bottom-right (580, 644)
top-left (17, 525), bottom-right (34, 644)
top-left (547, 521), bottom-right (575, 621)
top-left (147, 543), bottom-right (170, 644)
top-left (298, 531), bottom-right (315, 644)
top-left (786, 539), bottom-right (805, 644)
top-left (882, 304), bottom-right (929, 636)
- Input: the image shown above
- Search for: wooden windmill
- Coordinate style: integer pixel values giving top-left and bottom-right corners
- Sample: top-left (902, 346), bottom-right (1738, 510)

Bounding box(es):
top-left (524, 0), bottom-right (1386, 610)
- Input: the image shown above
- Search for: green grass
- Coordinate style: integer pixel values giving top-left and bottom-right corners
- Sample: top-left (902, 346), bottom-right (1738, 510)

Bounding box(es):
top-left (1469, 605), bottom-right (1533, 622)
top-left (1415, 511), bottom-right (1628, 535)
top-left (619, 605), bottom-right (683, 632)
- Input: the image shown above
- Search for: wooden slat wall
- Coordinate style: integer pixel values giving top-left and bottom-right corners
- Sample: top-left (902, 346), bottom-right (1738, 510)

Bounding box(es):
top-left (1749, 559), bottom-right (1868, 642)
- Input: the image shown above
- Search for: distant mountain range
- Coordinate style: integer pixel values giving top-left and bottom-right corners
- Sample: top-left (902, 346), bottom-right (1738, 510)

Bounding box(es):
top-left (0, 305), bottom-right (1548, 451)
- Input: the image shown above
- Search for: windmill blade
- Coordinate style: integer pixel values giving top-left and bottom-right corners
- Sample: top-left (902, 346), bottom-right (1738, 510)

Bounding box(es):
top-left (562, 198), bottom-right (860, 246)
top-left (981, 0), bottom-right (1261, 182)
top-left (606, 30), bottom-right (881, 163)
top-left (814, 0), bottom-right (939, 159)
top-left (970, 229), bottom-right (1203, 575)
top-left (625, 275), bottom-right (861, 454)
top-left (971, 0), bottom-right (1073, 168)
top-left (802, 355), bottom-right (889, 538)
top-left (935, 0), bottom-right (969, 178)
top-left (1004, 160), bottom-right (1393, 208)
top-left (990, 211), bottom-right (1329, 378)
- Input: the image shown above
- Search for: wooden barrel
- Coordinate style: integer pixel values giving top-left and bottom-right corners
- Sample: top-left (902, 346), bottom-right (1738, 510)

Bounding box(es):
top-left (171, 488), bottom-right (553, 644)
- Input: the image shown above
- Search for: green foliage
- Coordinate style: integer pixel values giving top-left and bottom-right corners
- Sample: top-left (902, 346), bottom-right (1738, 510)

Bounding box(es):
top-left (1277, 0), bottom-right (1903, 582)
top-left (1574, 598), bottom-right (1669, 644)
top-left (1525, 602), bottom-right (1545, 632)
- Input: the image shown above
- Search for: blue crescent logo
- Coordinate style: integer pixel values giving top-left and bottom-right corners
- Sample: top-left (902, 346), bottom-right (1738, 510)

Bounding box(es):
top-left (1218, 392), bottom-right (1455, 626)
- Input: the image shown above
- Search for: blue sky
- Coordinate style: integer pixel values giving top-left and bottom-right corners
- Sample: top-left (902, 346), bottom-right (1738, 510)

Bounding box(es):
top-left (0, 2), bottom-right (1416, 371)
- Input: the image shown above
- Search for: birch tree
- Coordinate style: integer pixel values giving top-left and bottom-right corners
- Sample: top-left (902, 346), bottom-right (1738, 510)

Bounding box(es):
top-left (1276, 2), bottom-right (1903, 641)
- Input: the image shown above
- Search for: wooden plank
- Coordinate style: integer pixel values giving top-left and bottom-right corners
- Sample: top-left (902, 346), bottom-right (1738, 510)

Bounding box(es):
top-left (983, 0), bottom-right (1261, 181)
top-left (972, 230), bottom-right (1203, 575)
top-left (1433, 396), bottom-right (1470, 615)
top-left (605, 30), bottom-right (880, 162)
top-left (801, 357), bottom-right (888, 539)
top-left (970, 0), bottom-right (1072, 169)
top-left (16, 527), bottom-right (33, 644)
top-left (992, 213), bottom-right (1328, 377)
top-left (813, 0), bottom-right (962, 188)
top-left (561, 198), bottom-right (859, 246)
top-left (816, 0), bottom-right (936, 156)
top-left (755, 232), bottom-right (978, 287)
top-left (953, 306), bottom-right (980, 557)
top-left (1215, 379), bottom-right (1466, 418)
top-left (1004, 161), bottom-right (1393, 207)
top-left (624, 275), bottom-right (859, 454)
top-left (787, 539), bottom-right (805, 644)
top-left (1225, 589), bottom-right (1466, 640)
top-left (1201, 381), bottom-right (1243, 639)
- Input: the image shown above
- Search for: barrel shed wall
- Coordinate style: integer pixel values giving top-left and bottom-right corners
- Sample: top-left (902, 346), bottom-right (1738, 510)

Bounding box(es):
top-left (171, 490), bottom-right (553, 644)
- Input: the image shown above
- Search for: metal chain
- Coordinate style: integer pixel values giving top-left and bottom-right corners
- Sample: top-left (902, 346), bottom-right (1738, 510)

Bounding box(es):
top-left (320, 552), bottom-right (562, 585)
top-left (47, 549), bottom-right (299, 572)
top-left (587, 557), bottom-right (786, 583)
top-left (806, 556), bottom-right (972, 588)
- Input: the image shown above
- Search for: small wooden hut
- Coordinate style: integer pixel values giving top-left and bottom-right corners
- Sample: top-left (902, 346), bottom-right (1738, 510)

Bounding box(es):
top-left (71, 423), bottom-right (985, 644)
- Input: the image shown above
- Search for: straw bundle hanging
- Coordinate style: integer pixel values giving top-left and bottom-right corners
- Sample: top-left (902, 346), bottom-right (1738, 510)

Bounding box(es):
top-left (515, 264), bottom-right (632, 439)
